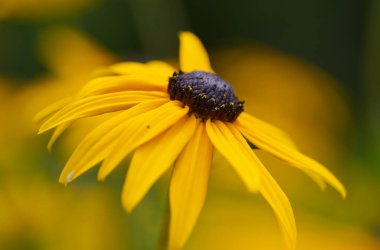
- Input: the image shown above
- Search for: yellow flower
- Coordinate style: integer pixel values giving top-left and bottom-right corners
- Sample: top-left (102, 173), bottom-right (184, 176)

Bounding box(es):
top-left (185, 194), bottom-right (379, 250)
top-left (0, 177), bottom-right (128, 250)
top-left (37, 32), bottom-right (346, 249)
top-left (0, 27), bottom-right (115, 167)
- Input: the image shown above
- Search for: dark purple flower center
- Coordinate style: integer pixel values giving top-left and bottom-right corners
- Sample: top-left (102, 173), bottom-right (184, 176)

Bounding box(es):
top-left (168, 71), bottom-right (244, 122)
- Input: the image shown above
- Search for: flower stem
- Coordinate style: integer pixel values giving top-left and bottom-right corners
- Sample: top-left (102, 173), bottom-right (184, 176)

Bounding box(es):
top-left (157, 194), bottom-right (170, 250)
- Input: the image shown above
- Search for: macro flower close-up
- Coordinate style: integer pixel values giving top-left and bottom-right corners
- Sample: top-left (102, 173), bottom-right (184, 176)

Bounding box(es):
top-left (2, 1), bottom-right (380, 249)
top-left (37, 32), bottom-right (345, 250)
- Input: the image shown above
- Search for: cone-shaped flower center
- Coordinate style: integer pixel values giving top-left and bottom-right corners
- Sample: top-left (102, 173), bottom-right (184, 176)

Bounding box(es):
top-left (168, 71), bottom-right (244, 122)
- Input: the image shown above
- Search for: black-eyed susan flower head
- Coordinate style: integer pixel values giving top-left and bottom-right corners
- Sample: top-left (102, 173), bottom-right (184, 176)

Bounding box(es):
top-left (36, 32), bottom-right (346, 250)
top-left (168, 71), bottom-right (245, 122)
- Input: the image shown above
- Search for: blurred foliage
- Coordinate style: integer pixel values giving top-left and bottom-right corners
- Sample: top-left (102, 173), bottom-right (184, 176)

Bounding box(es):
top-left (0, 0), bottom-right (379, 249)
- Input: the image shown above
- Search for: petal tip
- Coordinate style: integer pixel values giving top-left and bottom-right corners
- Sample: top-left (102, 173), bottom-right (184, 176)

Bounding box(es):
top-left (178, 30), bottom-right (193, 38)
top-left (340, 187), bottom-right (347, 199)
top-left (47, 141), bottom-right (54, 152)
top-left (247, 184), bottom-right (260, 194)
top-left (97, 170), bottom-right (107, 182)
top-left (122, 200), bottom-right (135, 214)
top-left (59, 179), bottom-right (68, 186)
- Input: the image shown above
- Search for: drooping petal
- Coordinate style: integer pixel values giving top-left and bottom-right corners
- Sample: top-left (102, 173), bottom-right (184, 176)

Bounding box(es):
top-left (237, 112), bottom-right (297, 149)
top-left (227, 122), bottom-right (297, 249)
top-left (39, 90), bottom-right (168, 133)
top-left (59, 99), bottom-right (168, 184)
top-left (33, 96), bottom-right (72, 123)
top-left (47, 122), bottom-right (72, 151)
top-left (179, 31), bottom-right (214, 73)
top-left (302, 170), bottom-right (327, 190)
top-left (169, 123), bottom-right (213, 250)
top-left (98, 101), bottom-right (188, 180)
top-left (260, 166), bottom-right (297, 250)
top-left (236, 117), bottom-right (346, 197)
top-left (122, 115), bottom-right (198, 212)
top-left (78, 74), bottom-right (168, 97)
top-left (237, 112), bottom-right (326, 190)
top-left (205, 120), bottom-right (260, 192)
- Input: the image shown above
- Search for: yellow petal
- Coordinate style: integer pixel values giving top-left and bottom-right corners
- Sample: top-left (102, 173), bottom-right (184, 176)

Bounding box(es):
top-left (109, 62), bottom-right (155, 75)
top-left (59, 99), bottom-right (168, 184)
top-left (238, 112), bottom-right (326, 190)
top-left (34, 96), bottom-right (72, 123)
top-left (169, 123), bottom-right (213, 250)
top-left (109, 60), bottom-right (175, 78)
top-left (47, 122), bottom-right (71, 151)
top-left (147, 60), bottom-right (176, 77)
top-left (237, 112), bottom-right (297, 149)
top-left (39, 91), bottom-right (168, 133)
top-left (122, 116), bottom-right (198, 212)
top-left (260, 166), bottom-right (297, 250)
top-left (302, 170), bottom-right (327, 190)
top-left (78, 74), bottom-right (168, 97)
top-left (179, 31), bottom-right (214, 73)
top-left (236, 118), bottom-right (346, 198)
top-left (232, 121), bottom-right (297, 249)
top-left (98, 101), bottom-right (188, 180)
top-left (205, 120), bottom-right (260, 192)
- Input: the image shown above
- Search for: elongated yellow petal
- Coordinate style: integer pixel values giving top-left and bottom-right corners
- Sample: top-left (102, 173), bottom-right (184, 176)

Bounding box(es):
top-left (179, 32), bottom-right (214, 73)
top-left (147, 60), bottom-right (176, 77)
top-left (229, 121), bottom-right (297, 249)
top-left (260, 166), bottom-right (297, 250)
top-left (78, 74), bottom-right (168, 97)
top-left (302, 170), bottom-right (327, 190)
top-left (47, 122), bottom-right (71, 151)
top-left (169, 123), bottom-right (213, 250)
top-left (108, 62), bottom-right (164, 83)
top-left (109, 60), bottom-right (175, 79)
top-left (205, 120), bottom-right (260, 192)
top-left (122, 116), bottom-right (198, 212)
top-left (238, 112), bottom-right (326, 190)
top-left (236, 118), bottom-right (346, 197)
top-left (98, 101), bottom-right (188, 180)
top-left (238, 112), bottom-right (297, 149)
top-left (39, 91), bottom-right (168, 133)
top-left (34, 96), bottom-right (72, 123)
top-left (109, 62), bottom-right (155, 75)
top-left (59, 99), bottom-right (168, 184)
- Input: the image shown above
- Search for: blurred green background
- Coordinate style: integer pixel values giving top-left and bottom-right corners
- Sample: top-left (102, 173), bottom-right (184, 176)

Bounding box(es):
top-left (0, 0), bottom-right (379, 249)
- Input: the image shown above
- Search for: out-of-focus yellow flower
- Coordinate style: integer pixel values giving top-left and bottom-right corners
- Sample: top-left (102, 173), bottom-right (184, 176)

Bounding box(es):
top-left (184, 193), bottom-right (380, 250)
top-left (0, 27), bottom-right (116, 167)
top-left (0, 0), bottom-right (100, 20)
top-left (0, 176), bottom-right (126, 250)
top-left (37, 32), bottom-right (345, 250)
top-left (0, 27), bottom-right (125, 250)
top-left (38, 27), bottom-right (116, 79)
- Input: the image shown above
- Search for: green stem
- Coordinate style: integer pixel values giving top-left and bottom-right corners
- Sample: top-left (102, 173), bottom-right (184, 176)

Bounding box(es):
top-left (157, 194), bottom-right (170, 250)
